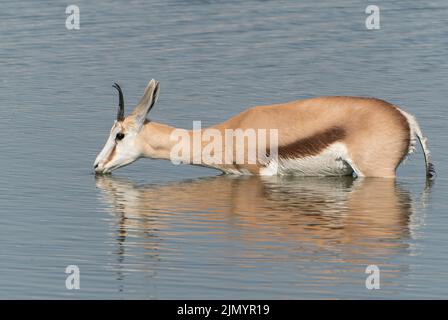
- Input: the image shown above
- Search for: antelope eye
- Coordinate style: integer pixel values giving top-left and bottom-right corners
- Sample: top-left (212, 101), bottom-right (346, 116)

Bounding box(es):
top-left (116, 132), bottom-right (125, 141)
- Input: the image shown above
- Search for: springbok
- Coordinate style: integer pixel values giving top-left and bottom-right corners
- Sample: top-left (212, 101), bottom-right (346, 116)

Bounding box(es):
top-left (94, 79), bottom-right (435, 179)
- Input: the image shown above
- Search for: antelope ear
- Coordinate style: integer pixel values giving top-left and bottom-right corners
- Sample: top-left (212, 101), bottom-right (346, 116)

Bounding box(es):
top-left (131, 79), bottom-right (160, 125)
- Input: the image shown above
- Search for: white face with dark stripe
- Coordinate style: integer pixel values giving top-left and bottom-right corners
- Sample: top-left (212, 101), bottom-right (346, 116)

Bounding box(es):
top-left (94, 79), bottom-right (160, 174)
top-left (93, 121), bottom-right (141, 174)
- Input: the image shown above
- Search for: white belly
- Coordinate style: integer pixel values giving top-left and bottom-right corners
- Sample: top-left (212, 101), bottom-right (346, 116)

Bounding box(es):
top-left (260, 142), bottom-right (354, 176)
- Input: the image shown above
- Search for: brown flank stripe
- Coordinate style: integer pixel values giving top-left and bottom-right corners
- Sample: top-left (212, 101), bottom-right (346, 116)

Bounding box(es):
top-left (275, 126), bottom-right (346, 159)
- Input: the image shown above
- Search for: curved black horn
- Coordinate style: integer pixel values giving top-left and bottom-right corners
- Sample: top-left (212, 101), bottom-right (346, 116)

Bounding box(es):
top-left (113, 83), bottom-right (124, 121)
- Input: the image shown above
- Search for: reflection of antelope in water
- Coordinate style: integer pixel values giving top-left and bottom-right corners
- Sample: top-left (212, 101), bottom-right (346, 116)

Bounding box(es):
top-left (96, 175), bottom-right (419, 257)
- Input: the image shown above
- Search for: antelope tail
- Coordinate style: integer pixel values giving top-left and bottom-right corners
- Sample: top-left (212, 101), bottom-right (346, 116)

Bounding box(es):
top-left (416, 128), bottom-right (436, 180)
top-left (399, 109), bottom-right (435, 180)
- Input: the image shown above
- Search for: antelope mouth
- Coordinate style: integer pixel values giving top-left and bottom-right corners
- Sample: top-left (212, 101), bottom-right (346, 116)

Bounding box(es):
top-left (94, 170), bottom-right (112, 175)
top-left (93, 162), bottom-right (113, 175)
top-left (94, 166), bottom-right (116, 175)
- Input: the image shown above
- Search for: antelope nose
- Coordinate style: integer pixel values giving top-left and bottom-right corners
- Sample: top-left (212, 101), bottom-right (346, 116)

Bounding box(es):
top-left (94, 160), bottom-right (101, 172)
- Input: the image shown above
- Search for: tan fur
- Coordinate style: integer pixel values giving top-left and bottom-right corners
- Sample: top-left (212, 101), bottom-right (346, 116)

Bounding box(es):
top-left (135, 96), bottom-right (410, 177)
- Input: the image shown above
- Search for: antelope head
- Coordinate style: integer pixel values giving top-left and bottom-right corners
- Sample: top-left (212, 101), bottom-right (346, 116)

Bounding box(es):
top-left (94, 79), bottom-right (160, 174)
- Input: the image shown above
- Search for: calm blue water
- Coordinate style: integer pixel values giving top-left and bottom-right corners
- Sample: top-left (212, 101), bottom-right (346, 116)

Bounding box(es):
top-left (0, 0), bottom-right (447, 299)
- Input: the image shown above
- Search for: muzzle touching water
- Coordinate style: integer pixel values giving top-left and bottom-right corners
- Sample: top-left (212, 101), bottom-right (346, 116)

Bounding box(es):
top-left (94, 133), bottom-right (117, 174)
top-left (94, 80), bottom-right (159, 174)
